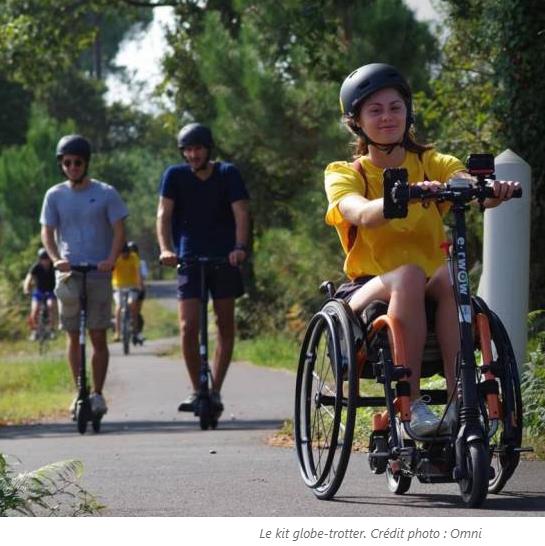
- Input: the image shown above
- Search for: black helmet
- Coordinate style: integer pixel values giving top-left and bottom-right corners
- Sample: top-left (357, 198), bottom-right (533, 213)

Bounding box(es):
top-left (127, 241), bottom-right (139, 254)
top-left (177, 123), bottom-right (214, 149)
top-left (339, 63), bottom-right (412, 120)
top-left (37, 248), bottom-right (49, 259)
top-left (56, 134), bottom-right (91, 161)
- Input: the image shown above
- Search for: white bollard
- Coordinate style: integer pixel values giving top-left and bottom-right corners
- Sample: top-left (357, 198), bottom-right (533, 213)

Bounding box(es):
top-left (477, 149), bottom-right (531, 369)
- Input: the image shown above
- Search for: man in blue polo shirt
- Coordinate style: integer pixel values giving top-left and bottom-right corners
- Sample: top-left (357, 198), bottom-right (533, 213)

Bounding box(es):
top-left (156, 123), bottom-right (250, 414)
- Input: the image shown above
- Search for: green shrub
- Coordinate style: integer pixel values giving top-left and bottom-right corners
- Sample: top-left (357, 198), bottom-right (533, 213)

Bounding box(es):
top-left (521, 347), bottom-right (545, 437)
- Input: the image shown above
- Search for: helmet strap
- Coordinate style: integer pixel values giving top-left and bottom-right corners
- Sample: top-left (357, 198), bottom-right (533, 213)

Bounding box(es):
top-left (359, 128), bottom-right (401, 155)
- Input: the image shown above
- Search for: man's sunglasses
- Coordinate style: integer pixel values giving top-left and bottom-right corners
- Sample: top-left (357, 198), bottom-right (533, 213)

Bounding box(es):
top-left (62, 159), bottom-right (84, 168)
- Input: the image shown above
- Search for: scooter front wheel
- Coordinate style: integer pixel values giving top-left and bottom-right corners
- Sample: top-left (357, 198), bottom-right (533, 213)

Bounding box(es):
top-left (459, 442), bottom-right (489, 507)
top-left (76, 402), bottom-right (88, 434)
top-left (199, 398), bottom-right (212, 430)
top-left (92, 415), bottom-right (102, 433)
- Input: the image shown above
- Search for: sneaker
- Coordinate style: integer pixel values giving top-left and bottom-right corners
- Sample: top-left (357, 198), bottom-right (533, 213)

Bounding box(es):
top-left (410, 398), bottom-right (442, 436)
top-left (69, 396), bottom-right (78, 420)
top-left (135, 333), bottom-right (145, 345)
top-left (89, 393), bottom-right (108, 415)
top-left (178, 392), bottom-right (198, 412)
top-left (29, 331), bottom-right (37, 341)
top-left (211, 391), bottom-right (224, 416)
top-left (113, 336), bottom-right (121, 342)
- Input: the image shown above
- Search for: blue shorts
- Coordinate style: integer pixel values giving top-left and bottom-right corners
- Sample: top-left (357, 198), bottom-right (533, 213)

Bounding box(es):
top-left (177, 263), bottom-right (244, 301)
top-left (32, 290), bottom-right (56, 302)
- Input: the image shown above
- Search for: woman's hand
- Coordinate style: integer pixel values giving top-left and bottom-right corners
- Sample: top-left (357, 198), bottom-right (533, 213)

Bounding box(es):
top-left (484, 180), bottom-right (521, 208)
top-left (413, 180), bottom-right (444, 204)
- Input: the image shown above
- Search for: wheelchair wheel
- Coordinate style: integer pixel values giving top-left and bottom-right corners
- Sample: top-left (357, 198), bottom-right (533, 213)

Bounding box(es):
top-left (459, 441), bottom-right (489, 507)
top-left (473, 298), bottom-right (523, 494)
top-left (294, 300), bottom-right (358, 500)
top-left (386, 464), bottom-right (412, 495)
top-left (385, 423), bottom-right (412, 495)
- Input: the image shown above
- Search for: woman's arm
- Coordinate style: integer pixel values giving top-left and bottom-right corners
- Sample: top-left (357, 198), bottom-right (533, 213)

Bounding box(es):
top-left (338, 195), bottom-right (388, 229)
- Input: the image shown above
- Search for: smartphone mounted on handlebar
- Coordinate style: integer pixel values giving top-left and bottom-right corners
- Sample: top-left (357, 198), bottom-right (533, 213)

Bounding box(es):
top-left (383, 168), bottom-right (409, 219)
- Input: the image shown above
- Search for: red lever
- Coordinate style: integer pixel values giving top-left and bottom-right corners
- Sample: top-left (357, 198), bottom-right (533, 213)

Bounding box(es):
top-left (440, 241), bottom-right (452, 256)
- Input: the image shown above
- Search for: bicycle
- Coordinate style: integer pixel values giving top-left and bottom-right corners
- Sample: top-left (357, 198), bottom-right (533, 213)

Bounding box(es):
top-left (117, 288), bottom-right (133, 355)
top-left (175, 256), bottom-right (228, 430)
top-left (294, 153), bottom-right (530, 506)
top-left (70, 264), bottom-right (104, 434)
top-left (35, 298), bottom-right (52, 354)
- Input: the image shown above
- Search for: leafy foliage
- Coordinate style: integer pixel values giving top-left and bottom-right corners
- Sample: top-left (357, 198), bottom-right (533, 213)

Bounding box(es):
top-left (0, 454), bottom-right (103, 516)
top-left (426, 0), bottom-right (545, 309)
top-left (163, 0), bottom-right (440, 331)
top-left (521, 347), bottom-right (545, 437)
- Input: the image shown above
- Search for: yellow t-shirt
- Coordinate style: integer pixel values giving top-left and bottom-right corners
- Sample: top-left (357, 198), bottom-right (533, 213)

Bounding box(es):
top-left (324, 149), bottom-right (465, 280)
top-left (112, 252), bottom-right (141, 289)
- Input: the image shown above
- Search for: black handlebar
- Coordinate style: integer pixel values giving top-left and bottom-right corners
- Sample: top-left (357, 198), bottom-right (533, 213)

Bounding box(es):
top-left (383, 168), bottom-right (522, 219)
top-left (177, 256), bottom-right (230, 267)
top-left (398, 181), bottom-right (522, 202)
top-left (69, 264), bottom-right (98, 274)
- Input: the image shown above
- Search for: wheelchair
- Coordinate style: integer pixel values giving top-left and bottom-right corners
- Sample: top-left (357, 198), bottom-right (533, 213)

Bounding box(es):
top-left (294, 288), bottom-right (524, 506)
top-left (294, 154), bottom-right (528, 507)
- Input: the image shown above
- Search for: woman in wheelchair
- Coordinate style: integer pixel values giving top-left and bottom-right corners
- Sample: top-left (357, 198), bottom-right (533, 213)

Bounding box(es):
top-left (325, 63), bottom-right (519, 437)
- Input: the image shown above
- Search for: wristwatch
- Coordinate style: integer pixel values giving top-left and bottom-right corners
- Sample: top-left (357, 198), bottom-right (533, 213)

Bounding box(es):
top-left (234, 243), bottom-right (247, 252)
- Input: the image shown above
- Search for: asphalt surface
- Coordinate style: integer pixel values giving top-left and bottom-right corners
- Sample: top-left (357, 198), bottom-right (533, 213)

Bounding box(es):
top-left (1, 283), bottom-right (544, 516)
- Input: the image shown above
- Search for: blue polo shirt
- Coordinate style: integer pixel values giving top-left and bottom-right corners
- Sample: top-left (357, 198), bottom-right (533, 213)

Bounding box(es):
top-left (159, 161), bottom-right (249, 257)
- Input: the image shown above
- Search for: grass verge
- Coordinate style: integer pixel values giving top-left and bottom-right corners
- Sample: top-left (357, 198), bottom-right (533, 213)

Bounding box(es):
top-left (139, 298), bottom-right (179, 340)
top-left (0, 357), bottom-right (72, 425)
top-left (0, 298), bottom-right (179, 425)
top-left (233, 334), bottom-right (300, 372)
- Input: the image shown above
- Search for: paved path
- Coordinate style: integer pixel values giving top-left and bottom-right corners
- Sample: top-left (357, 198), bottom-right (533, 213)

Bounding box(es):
top-left (1, 334), bottom-right (544, 516)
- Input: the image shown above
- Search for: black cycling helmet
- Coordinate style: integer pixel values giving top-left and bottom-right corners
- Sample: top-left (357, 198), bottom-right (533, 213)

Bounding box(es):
top-left (340, 63), bottom-right (412, 120)
top-left (55, 134), bottom-right (91, 161)
top-left (37, 248), bottom-right (49, 259)
top-left (127, 241), bottom-right (139, 254)
top-left (340, 63), bottom-right (414, 153)
top-left (177, 123), bottom-right (214, 150)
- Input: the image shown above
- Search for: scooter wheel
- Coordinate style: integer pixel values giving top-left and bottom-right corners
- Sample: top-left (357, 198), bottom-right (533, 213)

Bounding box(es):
top-left (76, 406), bottom-right (88, 435)
top-left (459, 441), bottom-right (489, 507)
top-left (199, 399), bottom-right (211, 430)
top-left (92, 415), bottom-right (102, 433)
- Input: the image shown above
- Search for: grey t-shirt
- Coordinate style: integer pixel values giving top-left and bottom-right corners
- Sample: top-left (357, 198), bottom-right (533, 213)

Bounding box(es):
top-left (40, 179), bottom-right (128, 265)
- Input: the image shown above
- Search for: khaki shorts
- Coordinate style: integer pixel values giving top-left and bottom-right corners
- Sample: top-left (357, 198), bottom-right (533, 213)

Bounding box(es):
top-left (55, 272), bottom-right (113, 331)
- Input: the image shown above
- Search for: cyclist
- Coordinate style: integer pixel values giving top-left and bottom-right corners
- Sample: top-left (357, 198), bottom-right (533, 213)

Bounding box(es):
top-left (40, 134), bottom-right (128, 417)
top-left (127, 240), bottom-right (147, 342)
top-left (23, 248), bottom-right (58, 339)
top-left (325, 63), bottom-right (520, 435)
top-left (112, 241), bottom-right (143, 344)
top-left (157, 122), bottom-right (250, 414)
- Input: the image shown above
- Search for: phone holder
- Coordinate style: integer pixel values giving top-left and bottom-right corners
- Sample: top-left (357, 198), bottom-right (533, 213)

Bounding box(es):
top-left (383, 168), bottom-right (409, 218)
